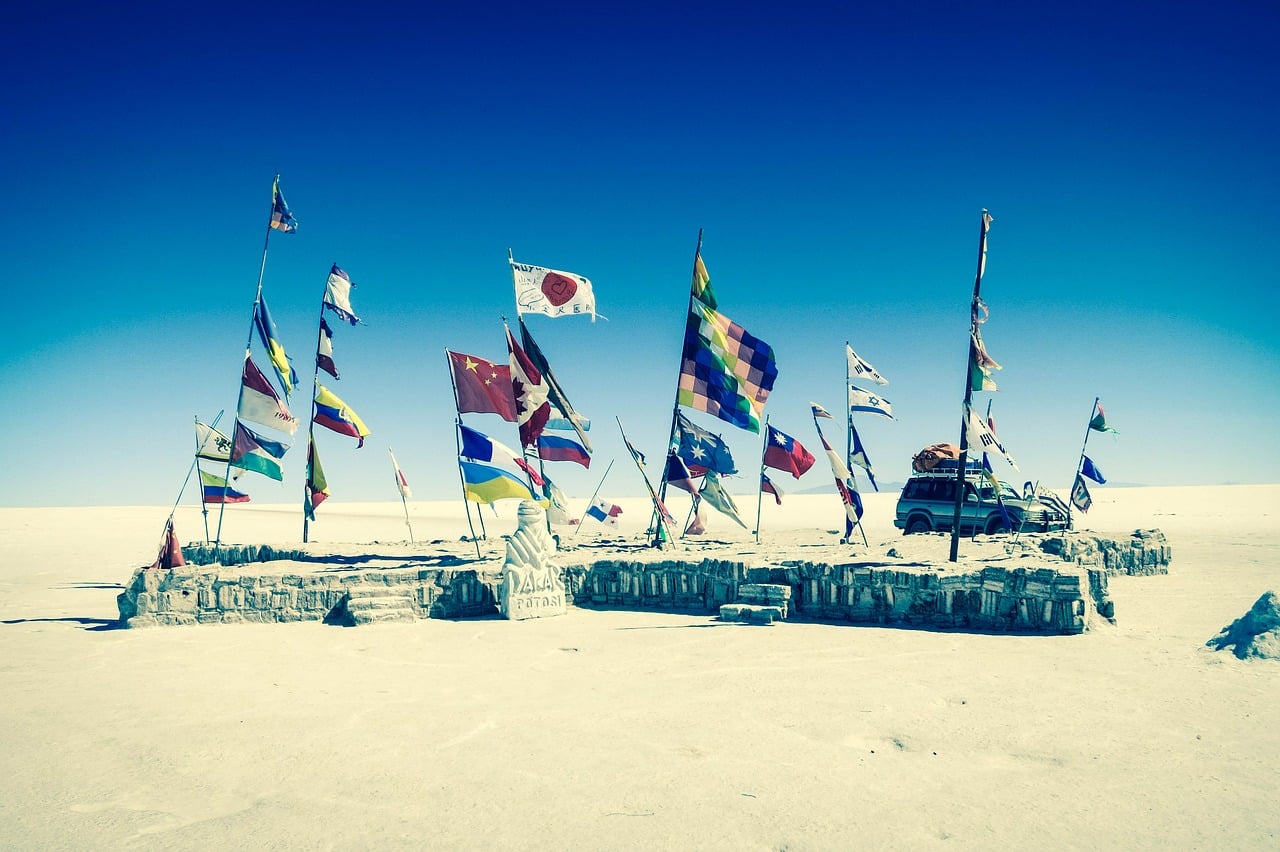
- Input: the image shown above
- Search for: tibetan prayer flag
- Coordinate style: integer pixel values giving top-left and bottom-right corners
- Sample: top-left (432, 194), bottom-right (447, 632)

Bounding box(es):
top-left (323, 264), bottom-right (361, 325)
top-left (1081, 456), bottom-right (1107, 485)
top-left (848, 385), bottom-right (894, 419)
top-left (200, 469), bottom-right (250, 504)
top-left (230, 421), bottom-right (288, 481)
top-left (537, 433), bottom-right (591, 468)
top-left (846, 343), bottom-right (888, 386)
top-left (304, 437), bottom-right (329, 520)
top-left (507, 325), bottom-right (551, 447)
top-left (512, 258), bottom-right (597, 320)
top-left (678, 299), bottom-right (777, 434)
top-left (764, 425), bottom-right (815, 480)
top-left (447, 350), bottom-right (517, 421)
top-left (519, 318), bottom-right (591, 451)
top-left (238, 354), bottom-right (299, 435)
top-left (254, 295), bottom-right (297, 399)
top-left (460, 460), bottom-right (539, 504)
top-left (314, 384), bottom-right (369, 447)
top-left (317, 317), bottom-right (339, 379)
top-left (195, 420), bottom-right (232, 463)
top-left (270, 174), bottom-right (297, 234)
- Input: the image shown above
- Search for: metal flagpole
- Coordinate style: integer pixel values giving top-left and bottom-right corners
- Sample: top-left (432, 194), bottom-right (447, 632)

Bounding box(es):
top-left (654, 229), bottom-right (704, 537)
top-left (215, 187), bottom-right (279, 558)
top-left (1068, 396), bottom-right (1100, 530)
top-left (949, 209), bottom-right (992, 563)
top-left (574, 459), bottom-right (614, 535)
top-left (389, 447), bottom-right (414, 543)
top-left (302, 265), bottom-right (330, 542)
top-left (192, 410), bottom-right (225, 541)
top-left (445, 350), bottom-right (483, 557)
top-left (754, 415), bottom-right (770, 544)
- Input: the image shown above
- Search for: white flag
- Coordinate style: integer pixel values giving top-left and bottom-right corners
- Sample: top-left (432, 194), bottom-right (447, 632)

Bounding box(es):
top-left (846, 343), bottom-right (887, 385)
top-left (586, 498), bottom-right (622, 528)
top-left (965, 405), bottom-right (1018, 470)
top-left (195, 421), bottom-right (232, 462)
top-left (389, 449), bottom-right (412, 499)
top-left (512, 258), bottom-right (596, 320)
top-left (848, 385), bottom-right (894, 420)
top-left (323, 264), bottom-right (361, 325)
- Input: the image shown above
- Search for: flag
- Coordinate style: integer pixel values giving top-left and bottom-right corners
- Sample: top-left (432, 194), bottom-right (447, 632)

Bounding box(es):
top-left (810, 402), bottom-right (834, 419)
top-left (691, 248), bottom-right (717, 310)
top-left (764, 425), bottom-right (815, 479)
top-left (447, 351), bottom-right (517, 421)
top-left (238, 354), bottom-right (300, 435)
top-left (664, 453), bottom-right (700, 495)
top-left (512, 258), bottom-right (597, 320)
top-left (316, 317), bottom-right (340, 379)
top-left (270, 174), bottom-right (296, 234)
top-left (761, 472), bottom-right (783, 505)
top-left (304, 437), bottom-right (329, 521)
top-left (674, 412), bottom-right (736, 476)
top-left (1081, 456), bottom-right (1107, 485)
top-left (981, 455), bottom-right (1015, 531)
top-left (848, 385), bottom-right (894, 419)
top-left (199, 469), bottom-right (250, 504)
top-left (586, 498), bottom-right (623, 528)
top-left (254, 295), bottom-right (297, 399)
top-left (313, 384), bottom-right (369, 446)
top-left (846, 343), bottom-right (888, 386)
top-left (977, 209), bottom-right (992, 281)
top-left (542, 475), bottom-right (574, 525)
top-left (323, 264), bottom-right (361, 325)
top-left (698, 470), bottom-right (747, 529)
top-left (678, 299), bottom-right (777, 433)
top-left (546, 415), bottom-right (589, 432)
top-left (458, 424), bottom-right (523, 466)
top-left (195, 420), bottom-right (232, 463)
top-left (460, 459), bottom-right (540, 504)
top-left (814, 421), bottom-right (861, 537)
top-left (537, 432), bottom-right (591, 468)
top-left (621, 428), bottom-right (646, 469)
top-left (506, 325), bottom-right (551, 447)
top-left (390, 449), bottom-right (412, 499)
top-left (848, 422), bottom-right (879, 491)
top-left (964, 404), bottom-right (1018, 469)
top-left (1089, 402), bottom-right (1118, 433)
top-left (519, 318), bottom-right (592, 451)
top-left (969, 328), bottom-right (1002, 392)
top-left (230, 421), bottom-right (288, 481)
top-left (149, 517), bottom-right (185, 570)
top-left (1071, 474), bottom-right (1092, 513)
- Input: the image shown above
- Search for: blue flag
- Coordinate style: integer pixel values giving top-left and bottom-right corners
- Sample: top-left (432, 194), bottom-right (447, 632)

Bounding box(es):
top-left (675, 412), bottom-right (736, 476)
top-left (1081, 456), bottom-right (1106, 485)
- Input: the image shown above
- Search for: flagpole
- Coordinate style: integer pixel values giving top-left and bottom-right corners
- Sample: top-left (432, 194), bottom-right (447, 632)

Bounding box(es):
top-left (1068, 396), bottom-right (1100, 530)
top-left (389, 447), bottom-right (414, 543)
top-left (445, 350), bottom-right (483, 557)
top-left (215, 187), bottom-right (279, 557)
top-left (618, 417), bottom-right (676, 548)
top-left (574, 459), bottom-right (614, 535)
top-left (754, 415), bottom-right (769, 544)
top-left (192, 411), bottom-right (225, 541)
top-left (302, 267), bottom-right (330, 543)
top-left (949, 209), bottom-right (991, 563)
top-left (655, 228), bottom-right (704, 534)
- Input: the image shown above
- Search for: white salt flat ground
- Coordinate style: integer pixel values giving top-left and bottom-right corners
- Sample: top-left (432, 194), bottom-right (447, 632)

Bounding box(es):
top-left (1, 485), bottom-right (1277, 849)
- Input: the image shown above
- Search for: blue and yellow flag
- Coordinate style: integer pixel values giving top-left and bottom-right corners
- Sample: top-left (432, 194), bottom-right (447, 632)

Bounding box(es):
top-left (270, 174), bottom-right (297, 233)
top-left (254, 295), bottom-right (297, 399)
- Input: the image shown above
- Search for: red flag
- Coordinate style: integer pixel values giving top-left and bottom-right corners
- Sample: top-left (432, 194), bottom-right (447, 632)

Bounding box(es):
top-left (447, 350), bottom-right (517, 421)
top-left (761, 472), bottom-right (783, 505)
top-left (763, 425), bottom-right (815, 479)
top-left (149, 518), bottom-right (186, 571)
top-left (506, 326), bottom-right (551, 447)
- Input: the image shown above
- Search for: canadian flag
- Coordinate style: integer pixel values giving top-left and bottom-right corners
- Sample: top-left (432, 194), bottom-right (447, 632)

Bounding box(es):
top-left (506, 325), bottom-right (550, 447)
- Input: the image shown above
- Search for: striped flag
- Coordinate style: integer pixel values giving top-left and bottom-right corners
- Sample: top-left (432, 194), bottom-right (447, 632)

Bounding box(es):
top-left (814, 417), bottom-right (861, 538)
top-left (304, 437), bottom-right (329, 520)
top-left (238, 354), bottom-right (299, 435)
top-left (317, 317), bottom-right (339, 379)
top-left (200, 469), bottom-right (250, 504)
top-left (253, 295), bottom-right (297, 399)
top-left (314, 384), bottom-right (370, 447)
top-left (229, 421), bottom-right (288, 481)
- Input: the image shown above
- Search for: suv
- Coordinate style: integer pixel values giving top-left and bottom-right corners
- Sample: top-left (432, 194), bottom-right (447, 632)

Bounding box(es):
top-left (894, 462), bottom-right (1069, 535)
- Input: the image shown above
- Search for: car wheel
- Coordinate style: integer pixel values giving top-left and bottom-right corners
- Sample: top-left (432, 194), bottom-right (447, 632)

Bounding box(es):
top-left (905, 516), bottom-right (932, 535)
top-left (985, 515), bottom-right (1011, 535)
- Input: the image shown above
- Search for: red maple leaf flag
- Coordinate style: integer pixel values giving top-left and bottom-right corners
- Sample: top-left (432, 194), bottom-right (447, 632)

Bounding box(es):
top-left (506, 325), bottom-right (550, 447)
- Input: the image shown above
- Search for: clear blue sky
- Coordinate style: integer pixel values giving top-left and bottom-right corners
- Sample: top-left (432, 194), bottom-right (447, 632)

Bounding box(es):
top-left (2, 2), bottom-right (1277, 508)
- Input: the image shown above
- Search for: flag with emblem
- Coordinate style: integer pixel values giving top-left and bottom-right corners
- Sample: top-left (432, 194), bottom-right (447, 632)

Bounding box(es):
top-left (447, 350), bottom-right (517, 421)
top-left (512, 256), bottom-right (597, 320)
top-left (848, 385), bottom-right (894, 419)
top-left (506, 324), bottom-right (551, 447)
top-left (763, 425), bottom-right (815, 479)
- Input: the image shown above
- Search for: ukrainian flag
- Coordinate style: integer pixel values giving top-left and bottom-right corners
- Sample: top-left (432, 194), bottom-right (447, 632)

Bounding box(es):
top-left (254, 295), bottom-right (297, 399)
top-left (459, 460), bottom-right (539, 504)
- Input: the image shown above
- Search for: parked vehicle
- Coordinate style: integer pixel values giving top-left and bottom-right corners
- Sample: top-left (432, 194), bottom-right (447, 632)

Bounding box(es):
top-left (893, 461), bottom-right (1069, 535)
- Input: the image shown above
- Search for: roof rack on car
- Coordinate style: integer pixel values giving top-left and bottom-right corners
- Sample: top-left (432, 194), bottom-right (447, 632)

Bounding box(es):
top-left (915, 459), bottom-right (984, 476)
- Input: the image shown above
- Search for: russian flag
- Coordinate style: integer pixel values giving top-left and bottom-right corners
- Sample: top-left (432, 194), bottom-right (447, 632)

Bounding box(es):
top-left (537, 433), bottom-right (591, 468)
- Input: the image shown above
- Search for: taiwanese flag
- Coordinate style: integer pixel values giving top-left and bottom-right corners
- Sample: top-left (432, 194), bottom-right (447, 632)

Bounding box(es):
top-left (763, 425), bottom-right (815, 479)
top-left (761, 472), bottom-right (783, 505)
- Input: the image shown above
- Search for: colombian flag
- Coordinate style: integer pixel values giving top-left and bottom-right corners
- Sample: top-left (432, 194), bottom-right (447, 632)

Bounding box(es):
top-left (314, 384), bottom-right (370, 447)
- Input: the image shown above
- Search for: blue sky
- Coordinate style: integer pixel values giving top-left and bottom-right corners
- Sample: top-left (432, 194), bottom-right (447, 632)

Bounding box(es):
top-left (2, 2), bottom-right (1277, 509)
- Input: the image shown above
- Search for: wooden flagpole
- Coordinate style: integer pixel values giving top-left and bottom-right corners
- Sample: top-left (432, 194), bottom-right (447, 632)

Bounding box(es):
top-left (754, 415), bottom-right (770, 543)
top-left (949, 209), bottom-right (992, 563)
top-left (574, 459), bottom-right (614, 535)
top-left (302, 264), bottom-right (332, 542)
top-left (215, 184), bottom-right (279, 558)
top-left (444, 350), bottom-right (483, 558)
top-left (653, 228), bottom-right (704, 539)
top-left (1068, 396), bottom-right (1101, 530)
